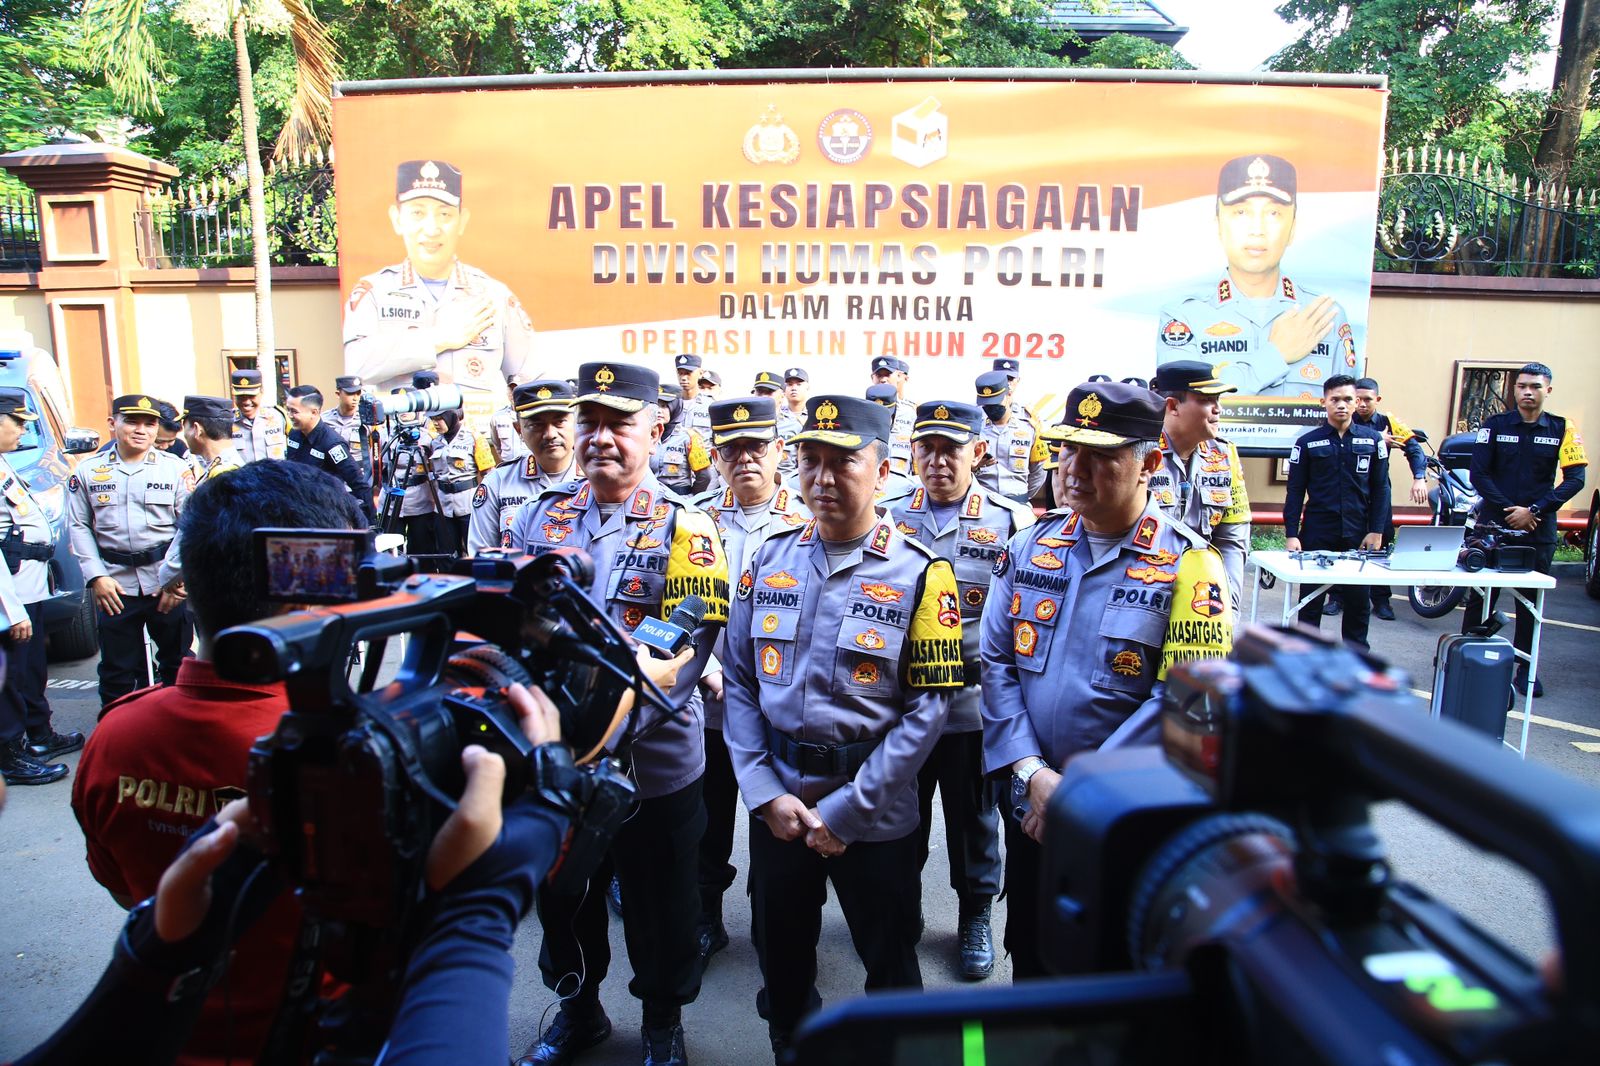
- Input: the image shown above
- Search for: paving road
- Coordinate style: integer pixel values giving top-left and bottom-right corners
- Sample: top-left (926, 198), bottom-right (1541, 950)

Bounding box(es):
top-left (2, 565), bottom-right (1596, 1063)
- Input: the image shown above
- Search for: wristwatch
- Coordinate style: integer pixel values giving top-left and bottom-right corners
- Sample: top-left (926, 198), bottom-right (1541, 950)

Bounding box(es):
top-left (1009, 756), bottom-right (1048, 821)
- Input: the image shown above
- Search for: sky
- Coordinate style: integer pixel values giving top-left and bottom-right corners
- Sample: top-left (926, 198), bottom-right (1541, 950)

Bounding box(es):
top-left (1155, 0), bottom-right (1558, 89)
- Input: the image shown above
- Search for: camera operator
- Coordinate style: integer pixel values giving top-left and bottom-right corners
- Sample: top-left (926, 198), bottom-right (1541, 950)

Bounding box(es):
top-left (70, 461), bottom-right (366, 1065)
top-left (468, 379), bottom-right (579, 554)
top-left (425, 407), bottom-right (494, 556)
top-left (20, 681), bottom-right (574, 1066)
top-left (1466, 361), bottom-right (1587, 696)
top-left (722, 395), bottom-right (964, 1059)
top-left (507, 361), bottom-right (729, 1066)
top-left (981, 381), bottom-right (1230, 980)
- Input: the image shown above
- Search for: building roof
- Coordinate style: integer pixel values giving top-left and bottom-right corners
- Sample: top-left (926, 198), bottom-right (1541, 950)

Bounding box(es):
top-left (1040, 0), bottom-right (1188, 46)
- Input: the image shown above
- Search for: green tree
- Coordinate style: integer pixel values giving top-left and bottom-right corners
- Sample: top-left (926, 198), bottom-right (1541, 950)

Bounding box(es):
top-left (1271, 0), bottom-right (1558, 147)
top-left (0, 0), bottom-right (119, 169)
top-left (81, 0), bottom-right (338, 395)
top-left (1079, 31), bottom-right (1195, 69)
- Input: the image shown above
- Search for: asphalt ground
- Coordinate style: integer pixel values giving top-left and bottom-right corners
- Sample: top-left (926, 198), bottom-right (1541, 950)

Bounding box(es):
top-left (2, 564), bottom-right (1596, 1063)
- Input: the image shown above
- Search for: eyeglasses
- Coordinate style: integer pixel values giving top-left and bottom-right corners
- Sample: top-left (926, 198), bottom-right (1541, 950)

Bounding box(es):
top-left (715, 440), bottom-right (772, 462)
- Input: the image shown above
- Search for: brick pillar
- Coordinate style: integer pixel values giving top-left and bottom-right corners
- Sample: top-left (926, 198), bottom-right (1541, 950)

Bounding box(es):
top-left (0, 143), bottom-right (177, 428)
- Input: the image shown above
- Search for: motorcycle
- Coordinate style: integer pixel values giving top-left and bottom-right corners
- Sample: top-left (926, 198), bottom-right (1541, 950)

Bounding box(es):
top-left (1407, 429), bottom-right (1482, 618)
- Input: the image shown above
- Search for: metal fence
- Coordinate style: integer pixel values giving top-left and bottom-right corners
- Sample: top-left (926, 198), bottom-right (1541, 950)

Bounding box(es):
top-left (133, 150), bottom-right (338, 269)
top-left (0, 192), bottom-right (41, 272)
top-left (1377, 147), bottom-right (1600, 278)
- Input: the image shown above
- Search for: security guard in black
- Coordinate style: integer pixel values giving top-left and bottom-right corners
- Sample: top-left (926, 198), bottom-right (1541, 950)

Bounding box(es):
top-left (284, 385), bottom-right (377, 523)
top-left (1283, 375), bottom-right (1390, 648)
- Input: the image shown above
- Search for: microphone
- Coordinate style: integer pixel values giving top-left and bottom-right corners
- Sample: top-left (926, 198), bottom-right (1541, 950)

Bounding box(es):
top-left (632, 595), bottom-right (708, 659)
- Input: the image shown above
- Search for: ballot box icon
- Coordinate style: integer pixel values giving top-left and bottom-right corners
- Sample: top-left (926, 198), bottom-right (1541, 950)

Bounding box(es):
top-left (892, 96), bottom-right (948, 168)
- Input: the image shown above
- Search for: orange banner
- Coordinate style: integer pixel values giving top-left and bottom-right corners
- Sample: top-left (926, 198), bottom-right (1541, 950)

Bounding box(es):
top-left (334, 76), bottom-right (1386, 446)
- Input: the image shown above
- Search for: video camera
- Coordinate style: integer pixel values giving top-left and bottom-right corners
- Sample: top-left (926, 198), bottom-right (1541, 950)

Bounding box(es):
top-left (212, 529), bottom-right (678, 928)
top-left (792, 626), bottom-right (1600, 1065)
top-left (359, 382), bottom-right (463, 433)
top-left (1460, 523), bottom-right (1538, 574)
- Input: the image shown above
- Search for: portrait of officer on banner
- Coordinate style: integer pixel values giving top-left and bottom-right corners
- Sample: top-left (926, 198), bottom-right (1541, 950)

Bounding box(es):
top-left (1155, 154), bottom-right (1360, 399)
top-left (342, 158), bottom-right (535, 432)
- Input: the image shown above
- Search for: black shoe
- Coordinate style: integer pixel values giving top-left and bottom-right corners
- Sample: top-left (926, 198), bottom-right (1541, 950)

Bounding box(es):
top-left (606, 875), bottom-right (624, 918)
top-left (958, 903), bottom-right (995, 980)
top-left (26, 729), bottom-right (85, 760)
top-left (642, 1023), bottom-right (687, 1066)
top-left (1373, 602), bottom-right (1396, 621)
top-left (1322, 598), bottom-right (1342, 616)
top-left (0, 740), bottom-right (68, 786)
top-left (696, 919), bottom-right (729, 968)
top-left (1512, 672), bottom-right (1546, 699)
top-left (516, 1007), bottom-right (612, 1066)
top-left (769, 1029), bottom-right (794, 1066)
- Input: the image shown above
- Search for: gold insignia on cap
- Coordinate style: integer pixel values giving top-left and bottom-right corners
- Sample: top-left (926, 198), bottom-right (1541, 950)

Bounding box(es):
top-left (137, 397), bottom-right (154, 410)
top-left (815, 400), bottom-right (840, 430)
top-left (733, 405), bottom-right (750, 422)
top-left (595, 367), bottom-right (616, 392)
top-left (421, 160), bottom-right (440, 180)
top-left (537, 387), bottom-right (553, 400)
top-left (1246, 156), bottom-right (1271, 189)
top-left (1076, 392), bottom-right (1103, 425)
top-left (934, 404), bottom-right (949, 420)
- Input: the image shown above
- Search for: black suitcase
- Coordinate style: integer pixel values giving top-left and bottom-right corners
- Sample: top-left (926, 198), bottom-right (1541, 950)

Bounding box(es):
top-left (1432, 633), bottom-right (1515, 742)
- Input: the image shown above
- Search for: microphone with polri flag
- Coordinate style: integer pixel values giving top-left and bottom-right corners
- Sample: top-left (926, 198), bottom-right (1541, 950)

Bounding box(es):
top-left (632, 595), bottom-right (708, 659)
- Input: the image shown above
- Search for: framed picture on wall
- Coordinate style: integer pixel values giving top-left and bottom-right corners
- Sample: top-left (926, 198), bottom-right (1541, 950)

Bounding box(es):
top-left (223, 349), bottom-right (297, 394)
top-left (1448, 361), bottom-right (1523, 436)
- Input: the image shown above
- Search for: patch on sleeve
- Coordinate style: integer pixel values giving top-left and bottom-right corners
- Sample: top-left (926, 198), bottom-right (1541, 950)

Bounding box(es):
top-left (664, 508), bottom-right (729, 622)
top-left (68, 474), bottom-right (81, 492)
top-left (907, 560), bottom-right (964, 689)
top-left (472, 485), bottom-right (489, 509)
top-left (1560, 422), bottom-right (1588, 467)
top-left (1475, 428), bottom-right (1490, 444)
top-left (348, 280), bottom-right (373, 312)
top-left (992, 548), bottom-right (1009, 577)
top-left (330, 444), bottom-right (349, 463)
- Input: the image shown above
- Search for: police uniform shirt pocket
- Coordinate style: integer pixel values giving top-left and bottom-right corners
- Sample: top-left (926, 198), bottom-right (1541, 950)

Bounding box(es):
top-left (608, 564), bottom-right (666, 606)
top-left (1090, 593), bottom-right (1167, 694)
top-left (834, 615), bottom-right (906, 695)
top-left (1007, 588), bottom-right (1061, 673)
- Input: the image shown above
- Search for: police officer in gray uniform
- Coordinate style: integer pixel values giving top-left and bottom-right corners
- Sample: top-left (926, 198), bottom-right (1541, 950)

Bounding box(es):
top-left (230, 369), bottom-right (288, 462)
top-left (0, 390), bottom-right (78, 784)
top-left (1156, 154), bottom-right (1357, 398)
top-left (487, 373), bottom-right (531, 465)
top-left (982, 381), bottom-right (1225, 979)
top-left (974, 371), bottom-right (1048, 504)
top-left (752, 370), bottom-right (801, 481)
top-left (674, 353), bottom-right (714, 439)
top-left (1150, 360), bottom-right (1252, 609)
top-left (723, 394), bottom-right (965, 1058)
top-left (284, 385), bottom-right (377, 524)
top-left (425, 408), bottom-right (488, 557)
top-left (870, 356), bottom-right (917, 475)
top-left (68, 394), bottom-right (195, 706)
top-left (468, 379), bottom-right (578, 554)
top-left (691, 394), bottom-right (810, 969)
top-left (321, 375), bottom-right (374, 476)
top-left (866, 384), bottom-right (917, 501)
top-left (889, 400), bottom-right (1033, 981)
top-left (990, 357), bottom-right (1035, 429)
top-left (510, 361), bottom-right (728, 1066)
top-left (653, 383), bottom-right (713, 496)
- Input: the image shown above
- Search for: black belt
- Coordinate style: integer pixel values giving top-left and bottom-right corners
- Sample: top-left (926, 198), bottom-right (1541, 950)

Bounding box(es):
top-left (101, 540), bottom-right (172, 567)
top-left (404, 474), bottom-right (432, 488)
top-left (767, 725), bottom-right (879, 777)
top-left (439, 476), bottom-right (476, 495)
top-left (1, 534), bottom-right (52, 573)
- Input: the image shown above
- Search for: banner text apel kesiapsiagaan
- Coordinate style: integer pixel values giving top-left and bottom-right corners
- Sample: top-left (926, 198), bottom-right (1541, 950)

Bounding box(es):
top-left (333, 70), bottom-right (1387, 451)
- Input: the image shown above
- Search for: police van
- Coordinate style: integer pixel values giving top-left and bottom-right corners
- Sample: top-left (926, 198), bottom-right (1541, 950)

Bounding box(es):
top-left (0, 333), bottom-right (105, 660)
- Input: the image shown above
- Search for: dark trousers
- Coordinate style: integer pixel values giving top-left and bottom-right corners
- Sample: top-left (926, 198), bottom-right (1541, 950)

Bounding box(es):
top-left (748, 815), bottom-right (923, 1033)
top-left (537, 778), bottom-right (706, 1024)
top-left (1462, 540), bottom-right (1557, 659)
top-left (915, 730), bottom-right (1002, 905)
top-left (1296, 532), bottom-right (1371, 648)
top-left (1001, 813), bottom-right (1049, 980)
top-left (0, 600), bottom-right (50, 742)
top-left (97, 594), bottom-right (192, 706)
top-left (698, 726), bottom-right (738, 904)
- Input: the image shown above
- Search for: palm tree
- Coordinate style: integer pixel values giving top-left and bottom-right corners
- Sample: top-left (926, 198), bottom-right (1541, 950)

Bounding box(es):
top-left (82, 0), bottom-right (338, 402)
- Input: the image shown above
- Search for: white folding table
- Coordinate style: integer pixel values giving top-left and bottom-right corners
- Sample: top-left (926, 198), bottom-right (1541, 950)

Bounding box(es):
top-left (1246, 550), bottom-right (1557, 758)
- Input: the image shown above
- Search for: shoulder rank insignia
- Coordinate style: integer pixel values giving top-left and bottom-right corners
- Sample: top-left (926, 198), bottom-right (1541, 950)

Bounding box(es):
top-left (1131, 516), bottom-right (1159, 550)
top-left (965, 492), bottom-right (983, 518)
top-left (867, 523), bottom-right (892, 556)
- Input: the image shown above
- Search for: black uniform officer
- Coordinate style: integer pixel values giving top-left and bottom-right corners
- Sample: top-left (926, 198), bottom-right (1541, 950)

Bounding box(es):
top-left (1283, 373), bottom-right (1390, 648)
top-left (1467, 361), bottom-right (1587, 695)
top-left (1346, 375), bottom-right (1429, 620)
top-left (284, 385), bottom-right (377, 524)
